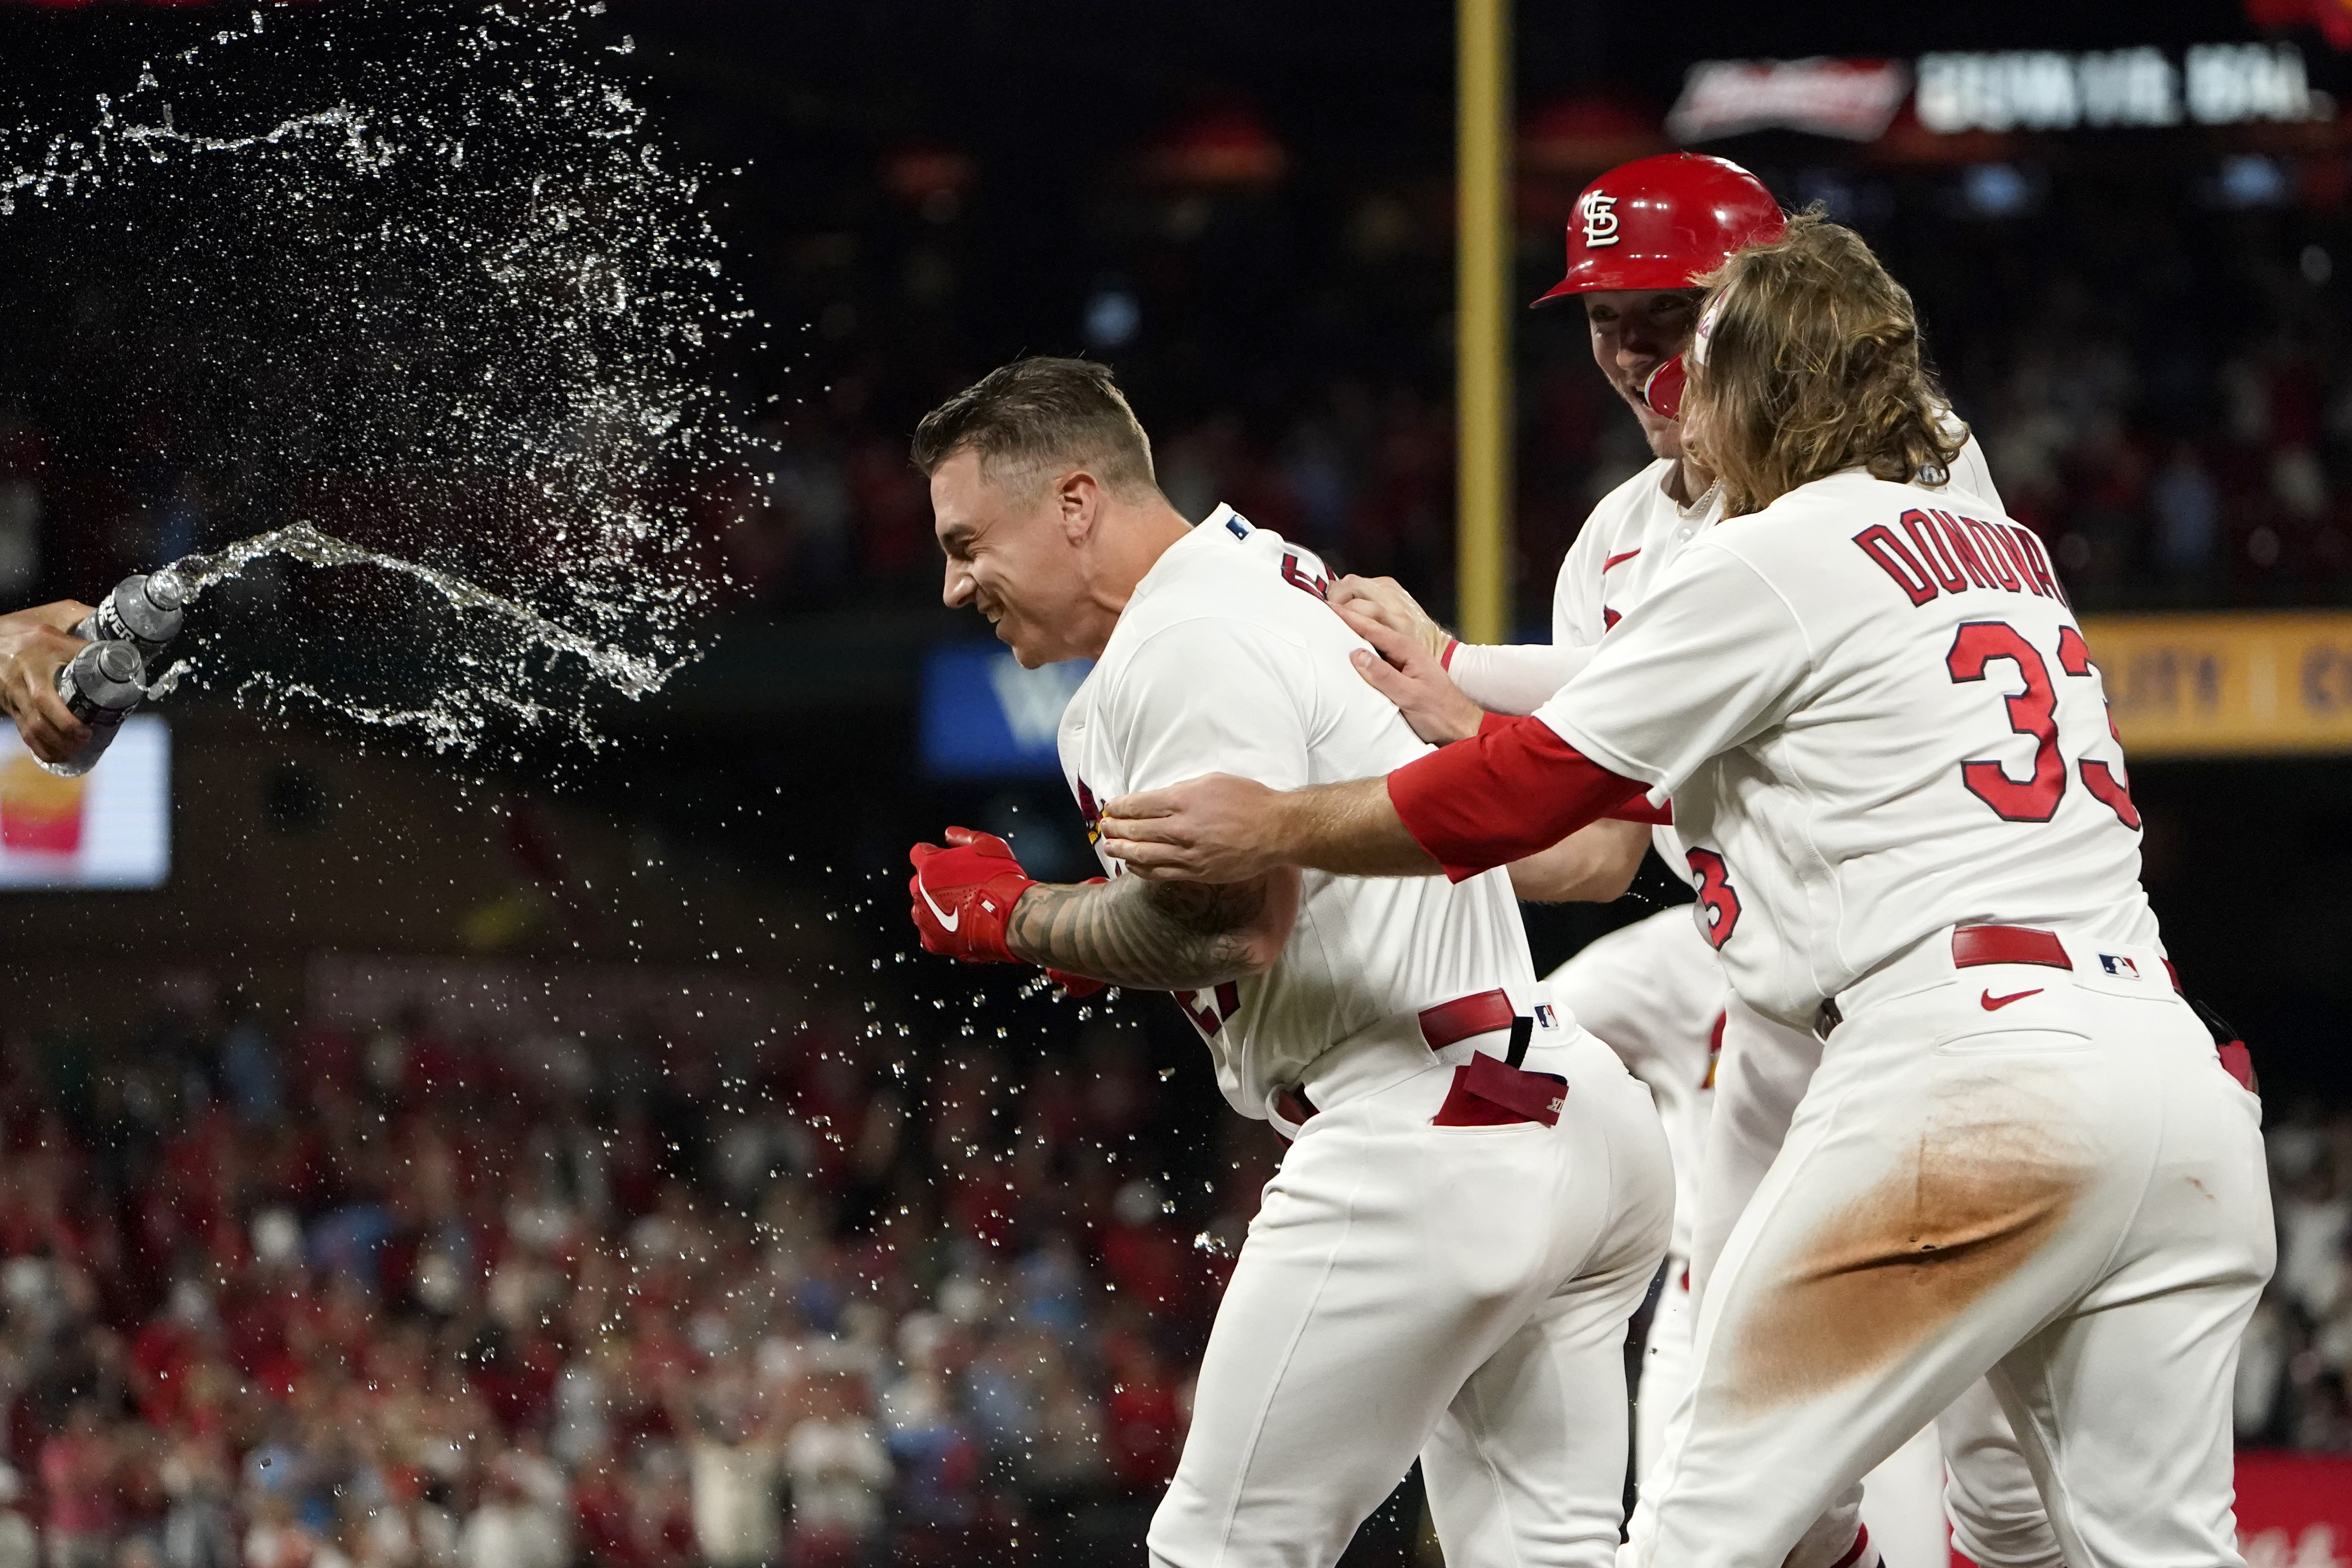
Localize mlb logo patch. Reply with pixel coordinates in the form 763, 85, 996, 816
1533, 1004, 1558, 1030
2099, 954, 2141, 980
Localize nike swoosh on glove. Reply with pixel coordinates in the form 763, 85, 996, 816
908, 826, 1036, 964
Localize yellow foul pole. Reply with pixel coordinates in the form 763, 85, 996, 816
1455, 0, 1512, 645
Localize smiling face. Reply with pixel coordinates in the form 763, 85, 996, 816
931, 448, 1099, 667
1582, 288, 1701, 459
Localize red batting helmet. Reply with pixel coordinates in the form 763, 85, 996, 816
1531, 152, 1786, 305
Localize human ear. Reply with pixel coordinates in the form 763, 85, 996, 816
1056, 470, 1101, 542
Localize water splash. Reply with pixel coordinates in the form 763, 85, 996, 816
170, 523, 674, 698
0, 0, 762, 755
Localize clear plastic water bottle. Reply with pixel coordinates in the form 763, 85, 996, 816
74, 572, 186, 661
47, 640, 146, 777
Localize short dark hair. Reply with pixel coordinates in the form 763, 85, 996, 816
910, 356, 1160, 499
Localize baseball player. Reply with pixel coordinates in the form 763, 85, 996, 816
901, 356, 1674, 1568
1335, 153, 2048, 1568
1095, 214, 2273, 1568
1550, 908, 1952, 1568
1542, 907, 1719, 1477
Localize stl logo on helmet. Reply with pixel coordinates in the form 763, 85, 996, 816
1581, 191, 1621, 248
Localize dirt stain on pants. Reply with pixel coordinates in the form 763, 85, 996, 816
1715, 1071, 2092, 1419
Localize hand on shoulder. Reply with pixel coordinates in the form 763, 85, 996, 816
1326, 575, 1451, 661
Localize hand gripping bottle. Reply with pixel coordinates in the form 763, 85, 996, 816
48, 640, 146, 777
74, 572, 186, 661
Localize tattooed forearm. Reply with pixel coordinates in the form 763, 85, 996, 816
1006, 873, 1284, 990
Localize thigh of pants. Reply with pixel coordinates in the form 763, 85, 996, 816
1664, 996, 2063, 1568
1150, 1047, 1671, 1568
1689, 997, 1819, 1299
1640, 985, 2272, 1568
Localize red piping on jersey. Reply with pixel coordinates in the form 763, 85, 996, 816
1389, 715, 1648, 882
1441, 638, 1460, 670
1602, 548, 1642, 571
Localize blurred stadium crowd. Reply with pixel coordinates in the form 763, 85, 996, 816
2242, 1101, 2352, 1450
0, 996, 1261, 1568
9, 155, 2352, 628
0, 990, 2334, 1568
718, 174, 2352, 622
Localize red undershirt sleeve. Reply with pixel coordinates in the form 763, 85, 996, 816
1388, 714, 1648, 882
1473, 682, 1669, 823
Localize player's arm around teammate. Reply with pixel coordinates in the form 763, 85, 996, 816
1103, 216, 2273, 1568
1327, 603, 1649, 902
1341, 155, 2043, 1568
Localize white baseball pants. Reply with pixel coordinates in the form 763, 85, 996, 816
1637, 1253, 1950, 1568
1148, 1034, 1673, 1568
1649, 993, 2065, 1568
1634, 1259, 1694, 1489
1631, 935, 2273, 1568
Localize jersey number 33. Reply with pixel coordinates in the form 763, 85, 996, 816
1947, 620, 2139, 829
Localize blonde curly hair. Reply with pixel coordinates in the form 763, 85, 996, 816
1683, 209, 1963, 518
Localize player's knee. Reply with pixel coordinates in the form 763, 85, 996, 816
1945, 1482, 2066, 1568
1143, 1481, 1223, 1568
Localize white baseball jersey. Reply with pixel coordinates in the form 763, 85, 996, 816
1077, 511, 1679, 1568
1447, 426, 1998, 720
1562, 438, 2054, 1568
1554, 427, 2000, 652
1544, 907, 1722, 1264
1058, 503, 1545, 1120
1534, 469, 2155, 1027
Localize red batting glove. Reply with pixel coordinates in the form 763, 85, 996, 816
908, 826, 1036, 964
